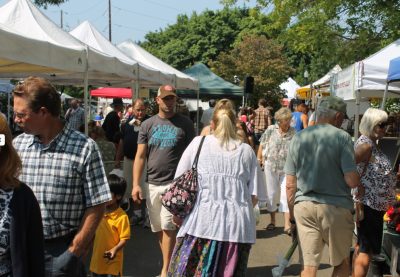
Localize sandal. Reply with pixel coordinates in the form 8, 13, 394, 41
284, 228, 291, 236
267, 223, 275, 231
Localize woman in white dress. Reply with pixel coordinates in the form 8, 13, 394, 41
167, 107, 266, 277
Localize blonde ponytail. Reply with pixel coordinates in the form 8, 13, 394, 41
212, 107, 241, 150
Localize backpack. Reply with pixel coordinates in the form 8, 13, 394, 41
246, 121, 254, 134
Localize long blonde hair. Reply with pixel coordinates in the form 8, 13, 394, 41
213, 99, 236, 116
0, 114, 22, 189
212, 107, 241, 150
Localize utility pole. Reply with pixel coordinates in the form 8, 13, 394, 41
61, 10, 63, 29
108, 0, 111, 42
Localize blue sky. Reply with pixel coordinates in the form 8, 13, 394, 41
0, 0, 258, 45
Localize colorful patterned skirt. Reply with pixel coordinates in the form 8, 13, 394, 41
167, 234, 251, 277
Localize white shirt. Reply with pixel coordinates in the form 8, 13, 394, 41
200, 108, 214, 126
175, 135, 267, 244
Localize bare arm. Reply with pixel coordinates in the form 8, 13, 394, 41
344, 171, 361, 189
114, 139, 124, 168
251, 195, 258, 208
257, 144, 263, 167
301, 114, 308, 129
68, 203, 106, 257
132, 144, 147, 203
106, 239, 129, 259
286, 174, 297, 242
248, 136, 255, 150
236, 129, 250, 145
247, 107, 256, 120
354, 142, 372, 164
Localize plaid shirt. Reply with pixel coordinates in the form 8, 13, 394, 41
67, 106, 85, 131
13, 123, 112, 239
254, 107, 272, 133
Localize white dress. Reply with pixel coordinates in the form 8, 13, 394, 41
175, 135, 267, 244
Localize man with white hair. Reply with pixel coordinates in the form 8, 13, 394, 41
285, 96, 361, 277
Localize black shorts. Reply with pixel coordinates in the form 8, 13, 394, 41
357, 205, 385, 254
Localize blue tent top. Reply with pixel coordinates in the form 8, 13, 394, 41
388, 56, 400, 82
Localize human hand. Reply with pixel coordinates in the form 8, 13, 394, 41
114, 160, 121, 169
290, 224, 297, 243
82, 248, 90, 262
354, 185, 365, 198
105, 248, 118, 260
131, 186, 142, 204
172, 216, 183, 228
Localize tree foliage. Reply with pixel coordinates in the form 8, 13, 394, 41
140, 7, 272, 71
34, 0, 68, 8
209, 34, 295, 111
221, 0, 400, 65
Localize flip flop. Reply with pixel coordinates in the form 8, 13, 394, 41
267, 223, 275, 231
284, 228, 292, 236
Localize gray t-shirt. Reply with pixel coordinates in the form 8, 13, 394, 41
284, 124, 357, 210
138, 113, 196, 185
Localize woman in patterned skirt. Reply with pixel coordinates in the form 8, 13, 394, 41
352, 108, 396, 277
167, 107, 267, 277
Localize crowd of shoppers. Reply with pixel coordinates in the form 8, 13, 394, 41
2, 75, 398, 277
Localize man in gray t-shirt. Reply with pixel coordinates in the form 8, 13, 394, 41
284, 96, 360, 277
132, 84, 195, 277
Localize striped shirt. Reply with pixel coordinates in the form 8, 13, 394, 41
13, 122, 112, 239
254, 107, 272, 133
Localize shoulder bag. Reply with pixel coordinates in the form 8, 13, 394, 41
162, 136, 206, 219
353, 149, 372, 227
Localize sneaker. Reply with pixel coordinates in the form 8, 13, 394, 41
143, 215, 151, 228
129, 214, 144, 226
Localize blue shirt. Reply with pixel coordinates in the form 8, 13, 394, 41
290, 112, 304, 132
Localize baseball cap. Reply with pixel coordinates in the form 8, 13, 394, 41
157, 84, 177, 99
319, 96, 349, 119
209, 99, 216, 107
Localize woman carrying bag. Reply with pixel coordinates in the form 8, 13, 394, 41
352, 108, 396, 277
167, 107, 266, 277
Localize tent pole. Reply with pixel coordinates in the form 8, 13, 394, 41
131, 81, 135, 106
354, 90, 361, 144
381, 81, 389, 110
89, 87, 92, 120
242, 96, 244, 108
136, 65, 140, 99
197, 89, 199, 136
7, 83, 10, 129
84, 71, 88, 136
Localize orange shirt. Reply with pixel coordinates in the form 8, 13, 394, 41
90, 207, 131, 276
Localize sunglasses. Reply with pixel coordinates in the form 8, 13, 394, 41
376, 122, 389, 129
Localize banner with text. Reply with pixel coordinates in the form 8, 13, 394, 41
331, 64, 356, 100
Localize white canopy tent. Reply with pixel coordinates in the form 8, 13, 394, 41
118, 39, 199, 90
279, 77, 300, 101
331, 38, 400, 139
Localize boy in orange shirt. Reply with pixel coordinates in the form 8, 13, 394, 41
87, 174, 131, 277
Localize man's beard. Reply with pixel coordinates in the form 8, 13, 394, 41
17, 122, 26, 129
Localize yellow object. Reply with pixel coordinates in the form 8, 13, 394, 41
296, 88, 330, 99
90, 207, 131, 276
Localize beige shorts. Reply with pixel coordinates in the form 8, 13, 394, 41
295, 201, 354, 267
123, 157, 147, 199
145, 183, 176, 233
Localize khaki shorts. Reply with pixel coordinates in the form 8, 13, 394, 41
145, 183, 176, 233
123, 157, 147, 199
295, 201, 354, 267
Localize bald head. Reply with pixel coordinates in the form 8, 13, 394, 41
133, 99, 146, 120
71, 100, 78, 109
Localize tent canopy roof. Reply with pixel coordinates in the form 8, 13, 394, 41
388, 56, 400, 83
118, 39, 199, 90
279, 77, 300, 100
174, 62, 243, 98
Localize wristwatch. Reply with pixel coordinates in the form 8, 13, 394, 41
290, 219, 296, 224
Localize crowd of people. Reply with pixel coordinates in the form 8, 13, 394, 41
0, 76, 396, 277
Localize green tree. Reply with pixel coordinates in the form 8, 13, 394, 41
34, 0, 68, 8
221, 0, 400, 65
209, 34, 295, 111
141, 7, 273, 71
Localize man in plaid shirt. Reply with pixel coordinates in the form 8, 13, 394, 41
65, 99, 85, 131
249, 98, 272, 154
12, 77, 112, 277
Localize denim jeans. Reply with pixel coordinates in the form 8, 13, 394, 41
44, 232, 86, 277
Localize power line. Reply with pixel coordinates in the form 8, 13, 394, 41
65, 0, 105, 16
113, 6, 174, 23
142, 0, 187, 13
113, 23, 148, 33
91, 8, 109, 23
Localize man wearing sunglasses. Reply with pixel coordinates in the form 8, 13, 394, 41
285, 96, 361, 277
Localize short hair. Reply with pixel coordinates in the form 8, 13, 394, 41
359, 108, 388, 137
275, 107, 293, 122
0, 114, 22, 189
107, 174, 127, 204
133, 98, 146, 108
295, 103, 309, 114
88, 120, 96, 129
259, 99, 267, 107
316, 106, 339, 120
12, 77, 61, 117
90, 126, 105, 137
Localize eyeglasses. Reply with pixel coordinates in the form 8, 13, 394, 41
279, 119, 291, 123
14, 110, 33, 119
376, 122, 389, 129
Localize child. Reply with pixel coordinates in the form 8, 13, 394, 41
88, 174, 131, 277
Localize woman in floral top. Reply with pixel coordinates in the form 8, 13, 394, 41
257, 107, 297, 234
352, 108, 396, 277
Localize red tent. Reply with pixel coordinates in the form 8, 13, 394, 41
91, 88, 133, 98
282, 99, 290, 106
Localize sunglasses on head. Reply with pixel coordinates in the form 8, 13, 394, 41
376, 122, 388, 129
